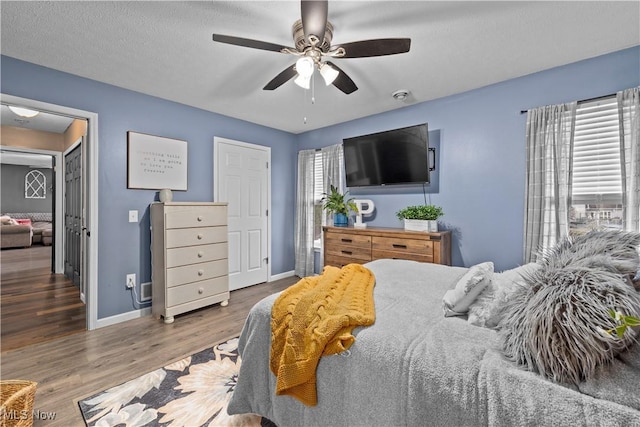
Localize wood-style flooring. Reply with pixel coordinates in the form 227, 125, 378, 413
1, 273, 297, 426
1, 245, 86, 352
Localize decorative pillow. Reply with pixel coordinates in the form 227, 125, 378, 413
0, 216, 17, 225
467, 263, 540, 328
442, 262, 493, 317
500, 265, 640, 384
539, 230, 640, 282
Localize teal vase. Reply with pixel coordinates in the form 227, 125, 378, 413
334, 213, 348, 227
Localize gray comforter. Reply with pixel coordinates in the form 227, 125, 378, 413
227, 259, 640, 426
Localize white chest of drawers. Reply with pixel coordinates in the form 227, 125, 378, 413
150, 202, 229, 323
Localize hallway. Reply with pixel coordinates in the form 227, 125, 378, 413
0, 245, 85, 352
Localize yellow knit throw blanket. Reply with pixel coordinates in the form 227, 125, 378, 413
270, 263, 376, 406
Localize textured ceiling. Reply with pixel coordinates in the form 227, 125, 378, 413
1, 1, 639, 134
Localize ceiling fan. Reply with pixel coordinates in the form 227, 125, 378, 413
212, 0, 411, 94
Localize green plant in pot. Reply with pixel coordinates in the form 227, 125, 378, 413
322, 185, 358, 227
396, 204, 444, 232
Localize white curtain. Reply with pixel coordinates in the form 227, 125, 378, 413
319, 144, 345, 268
523, 102, 577, 263
294, 149, 316, 277
618, 87, 640, 232
321, 143, 345, 227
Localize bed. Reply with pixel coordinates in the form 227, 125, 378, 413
227, 258, 640, 426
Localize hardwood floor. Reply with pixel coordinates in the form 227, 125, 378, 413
1, 245, 86, 352
1, 274, 297, 426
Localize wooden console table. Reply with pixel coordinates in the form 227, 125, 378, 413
323, 226, 451, 268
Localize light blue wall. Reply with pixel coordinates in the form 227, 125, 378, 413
298, 46, 640, 271
3, 46, 638, 318
1, 55, 297, 319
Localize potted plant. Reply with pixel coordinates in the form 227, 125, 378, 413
396, 204, 444, 232
322, 185, 358, 227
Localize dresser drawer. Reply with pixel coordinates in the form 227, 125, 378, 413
372, 236, 433, 256
371, 249, 433, 263
166, 226, 227, 248
166, 259, 228, 287
324, 254, 366, 268
166, 276, 228, 307
166, 242, 228, 268
325, 232, 371, 249
165, 208, 227, 229
325, 245, 371, 262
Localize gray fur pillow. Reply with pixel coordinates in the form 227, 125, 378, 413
501, 231, 640, 383
539, 230, 640, 285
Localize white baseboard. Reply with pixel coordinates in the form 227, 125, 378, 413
270, 270, 295, 281
95, 306, 152, 329
96, 272, 294, 328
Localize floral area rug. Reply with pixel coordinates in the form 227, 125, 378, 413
78, 337, 274, 427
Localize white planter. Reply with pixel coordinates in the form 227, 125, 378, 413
403, 219, 438, 232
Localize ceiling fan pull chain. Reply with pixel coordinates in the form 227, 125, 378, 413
303, 84, 308, 124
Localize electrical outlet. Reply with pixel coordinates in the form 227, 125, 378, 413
126, 273, 136, 289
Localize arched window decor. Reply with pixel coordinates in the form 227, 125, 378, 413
25, 170, 46, 199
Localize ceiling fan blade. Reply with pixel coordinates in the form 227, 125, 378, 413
263, 65, 298, 90
337, 38, 411, 58
212, 34, 290, 53
325, 62, 358, 94
301, 0, 328, 45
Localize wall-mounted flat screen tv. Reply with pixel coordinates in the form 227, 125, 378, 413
343, 123, 430, 187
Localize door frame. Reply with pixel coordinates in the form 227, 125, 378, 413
213, 136, 272, 282
1, 93, 100, 331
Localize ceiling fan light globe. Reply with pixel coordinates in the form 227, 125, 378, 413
294, 74, 311, 89
295, 57, 315, 78
319, 63, 339, 85
8, 106, 39, 118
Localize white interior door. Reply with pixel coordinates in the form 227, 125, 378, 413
214, 137, 270, 290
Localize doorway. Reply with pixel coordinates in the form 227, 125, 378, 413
213, 137, 271, 290
1, 93, 99, 332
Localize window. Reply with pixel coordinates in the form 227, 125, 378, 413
25, 170, 46, 199
309, 145, 345, 250
570, 97, 622, 235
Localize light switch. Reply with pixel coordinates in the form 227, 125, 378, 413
128, 210, 138, 223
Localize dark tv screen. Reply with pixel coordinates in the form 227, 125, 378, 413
343, 123, 429, 187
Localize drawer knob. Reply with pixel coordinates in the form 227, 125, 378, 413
197, 216, 203, 222
197, 251, 204, 258
198, 269, 204, 276
197, 234, 203, 240
198, 287, 204, 294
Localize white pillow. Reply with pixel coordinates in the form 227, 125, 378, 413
467, 262, 540, 328
442, 262, 494, 317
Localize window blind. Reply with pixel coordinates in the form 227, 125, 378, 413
572, 97, 622, 202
